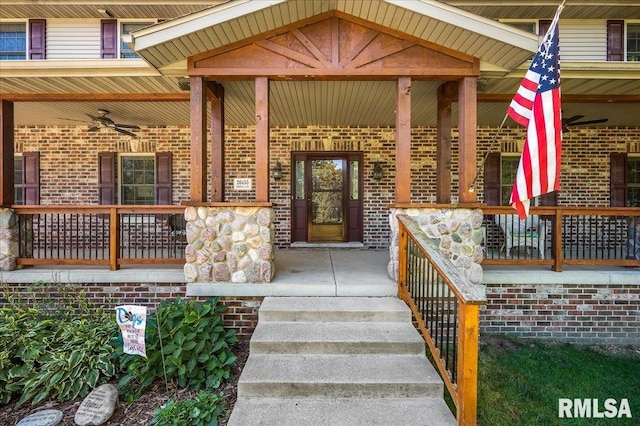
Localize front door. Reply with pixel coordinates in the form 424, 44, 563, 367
291, 152, 363, 243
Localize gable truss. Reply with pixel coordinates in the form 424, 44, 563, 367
188, 11, 479, 80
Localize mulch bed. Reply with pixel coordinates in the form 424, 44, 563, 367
0, 340, 249, 426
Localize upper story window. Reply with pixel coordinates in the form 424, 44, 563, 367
0, 22, 26, 60
120, 22, 151, 58
504, 21, 536, 34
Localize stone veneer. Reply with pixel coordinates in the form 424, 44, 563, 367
0, 209, 20, 271
388, 207, 484, 285
183, 205, 276, 283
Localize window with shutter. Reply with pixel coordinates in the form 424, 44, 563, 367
607, 20, 625, 61
28, 19, 45, 59
0, 22, 26, 60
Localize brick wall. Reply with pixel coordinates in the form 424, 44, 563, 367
14, 125, 640, 248
482, 283, 640, 344
1, 280, 261, 341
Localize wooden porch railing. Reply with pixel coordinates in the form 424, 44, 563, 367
482, 206, 640, 271
396, 214, 487, 426
13, 205, 187, 270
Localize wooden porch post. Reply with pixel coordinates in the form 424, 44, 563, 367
437, 83, 454, 204
395, 77, 412, 204
190, 76, 207, 202
255, 77, 270, 202
458, 76, 477, 203
209, 82, 225, 202
0, 100, 15, 207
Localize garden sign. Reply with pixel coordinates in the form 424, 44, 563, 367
115, 305, 147, 357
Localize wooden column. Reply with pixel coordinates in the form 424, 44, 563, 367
255, 77, 270, 202
209, 82, 225, 202
0, 100, 15, 207
437, 83, 454, 204
190, 76, 208, 202
458, 76, 477, 203
395, 77, 412, 203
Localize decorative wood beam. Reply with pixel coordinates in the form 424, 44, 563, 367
437, 83, 454, 204
0, 100, 15, 208
209, 82, 225, 202
458, 77, 477, 204
0, 93, 189, 102
478, 93, 640, 103
190, 77, 207, 202
395, 77, 412, 204
255, 77, 270, 203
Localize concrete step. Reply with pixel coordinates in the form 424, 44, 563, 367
250, 320, 426, 355
237, 353, 443, 398
258, 296, 411, 322
228, 397, 456, 426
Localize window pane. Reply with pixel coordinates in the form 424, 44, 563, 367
121, 22, 150, 58
0, 23, 26, 60
14, 157, 23, 205
500, 157, 519, 205
627, 24, 640, 62
350, 160, 358, 200
629, 157, 640, 207
295, 160, 305, 200
120, 155, 155, 205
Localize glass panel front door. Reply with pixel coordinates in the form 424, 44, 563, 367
308, 158, 346, 241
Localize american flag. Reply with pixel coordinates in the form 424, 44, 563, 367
507, 4, 564, 219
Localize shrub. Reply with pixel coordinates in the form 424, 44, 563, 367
0, 283, 118, 406
151, 391, 226, 426
115, 297, 237, 402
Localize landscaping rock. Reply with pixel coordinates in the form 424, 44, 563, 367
17, 409, 63, 426
74, 384, 118, 426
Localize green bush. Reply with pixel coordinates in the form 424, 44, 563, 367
152, 391, 226, 426
115, 297, 237, 402
0, 284, 118, 407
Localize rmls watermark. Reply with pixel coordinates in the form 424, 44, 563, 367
559, 398, 632, 419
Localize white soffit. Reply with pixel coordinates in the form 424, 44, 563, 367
129, 0, 538, 74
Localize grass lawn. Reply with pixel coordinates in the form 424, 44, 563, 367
477, 336, 640, 425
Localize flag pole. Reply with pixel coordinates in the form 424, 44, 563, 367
468, 112, 509, 192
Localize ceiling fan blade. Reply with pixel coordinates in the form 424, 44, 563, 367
114, 127, 137, 137
566, 118, 608, 126
85, 113, 100, 121
113, 123, 141, 130
87, 126, 100, 132
56, 117, 90, 124
562, 115, 584, 124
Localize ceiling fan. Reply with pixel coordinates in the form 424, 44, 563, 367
58, 109, 141, 137
562, 114, 608, 132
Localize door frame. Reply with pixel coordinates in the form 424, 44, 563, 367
291, 151, 363, 243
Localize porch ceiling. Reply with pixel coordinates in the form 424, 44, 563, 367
6, 79, 640, 128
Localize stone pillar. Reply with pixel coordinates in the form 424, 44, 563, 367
388, 207, 484, 285
0, 208, 19, 271
183, 205, 275, 283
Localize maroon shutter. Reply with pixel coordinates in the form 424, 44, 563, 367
155, 151, 172, 205
29, 19, 46, 59
484, 152, 501, 206
539, 191, 558, 206
538, 20, 552, 38
98, 152, 116, 204
22, 152, 40, 205
607, 20, 625, 61
610, 152, 627, 207
100, 19, 118, 59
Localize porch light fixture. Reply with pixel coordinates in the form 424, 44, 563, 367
372, 162, 383, 181
272, 161, 283, 181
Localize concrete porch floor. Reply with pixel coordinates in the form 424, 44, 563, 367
0, 249, 398, 297
2, 249, 638, 296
